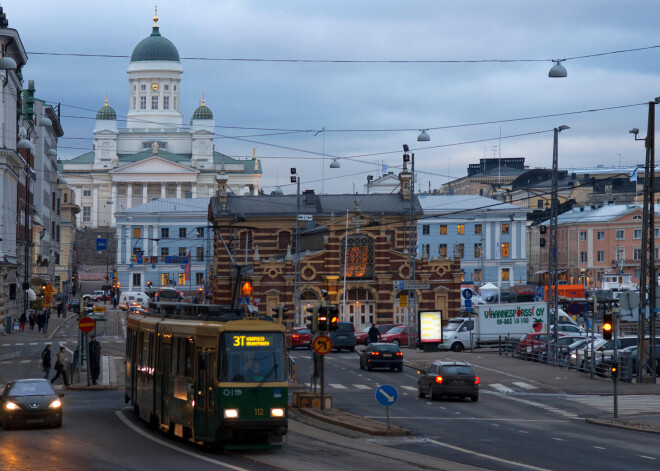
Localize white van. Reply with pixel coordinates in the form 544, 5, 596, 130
119, 291, 150, 311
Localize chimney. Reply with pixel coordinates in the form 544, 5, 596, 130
303, 189, 315, 205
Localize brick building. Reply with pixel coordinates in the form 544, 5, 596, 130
208, 174, 462, 332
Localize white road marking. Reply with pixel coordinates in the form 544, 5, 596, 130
20, 360, 31, 364
1, 344, 9, 347
490, 383, 514, 393
512, 381, 537, 390
114, 411, 249, 470
354, 384, 371, 389
552, 437, 565, 441
639, 456, 656, 460
15, 343, 23, 346
400, 385, 417, 391
29, 343, 38, 346
329, 383, 347, 389
490, 392, 580, 419
593, 446, 606, 450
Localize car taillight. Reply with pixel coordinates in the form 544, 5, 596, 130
370, 352, 380, 356
474, 376, 480, 385
292, 335, 299, 339
435, 376, 443, 384
395, 352, 403, 357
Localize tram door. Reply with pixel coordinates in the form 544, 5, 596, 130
159, 340, 171, 426
194, 348, 210, 439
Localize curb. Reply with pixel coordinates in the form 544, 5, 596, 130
585, 417, 660, 435
298, 407, 409, 436
66, 356, 119, 391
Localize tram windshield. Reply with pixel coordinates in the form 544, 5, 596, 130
219, 332, 286, 383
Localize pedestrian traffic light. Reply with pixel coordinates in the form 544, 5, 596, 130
317, 306, 328, 331
539, 237, 546, 247
328, 306, 339, 331
602, 311, 613, 340
610, 364, 618, 378
306, 305, 318, 331
147, 281, 152, 288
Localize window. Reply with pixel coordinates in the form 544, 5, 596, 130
179, 227, 186, 238
52, 192, 56, 210
656, 228, 659, 238
151, 95, 158, 110
597, 231, 605, 240
422, 224, 430, 235
161, 228, 169, 238
132, 273, 141, 286
422, 244, 430, 258
634, 229, 642, 239
580, 231, 587, 241
502, 224, 509, 234
197, 227, 205, 238
474, 269, 482, 282
141, 84, 146, 91
501, 242, 510, 258
133, 227, 141, 238
616, 230, 624, 240
196, 247, 204, 262
457, 224, 465, 235
164, 84, 169, 91
580, 252, 587, 263
160, 247, 169, 257
597, 251, 605, 262
501, 268, 510, 281
195, 273, 204, 284
179, 247, 187, 257
439, 244, 447, 258
83, 189, 91, 197
537, 200, 544, 209
161, 273, 169, 286
616, 247, 625, 261
474, 243, 482, 258
174, 85, 177, 91
63, 193, 68, 203
455, 243, 464, 258
140, 96, 146, 110
173, 97, 177, 110
474, 224, 482, 234
178, 273, 186, 286
341, 234, 374, 279
439, 225, 447, 235
83, 206, 91, 223
633, 247, 642, 261
163, 96, 169, 110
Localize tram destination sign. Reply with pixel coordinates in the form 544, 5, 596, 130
392, 281, 430, 290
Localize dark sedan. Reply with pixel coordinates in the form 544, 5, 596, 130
359, 343, 403, 371
417, 361, 479, 402
0, 379, 63, 429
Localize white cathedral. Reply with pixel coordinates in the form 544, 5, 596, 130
60, 11, 262, 228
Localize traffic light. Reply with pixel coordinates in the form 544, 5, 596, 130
271, 304, 289, 323
147, 281, 152, 288
539, 237, 546, 247
317, 306, 328, 331
602, 311, 613, 341
306, 305, 318, 331
328, 306, 339, 331
610, 363, 618, 378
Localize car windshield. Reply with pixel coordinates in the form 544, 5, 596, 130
9, 381, 55, 396
360, 326, 371, 333
374, 344, 400, 353
387, 326, 405, 334
442, 365, 474, 375
444, 321, 463, 332
219, 332, 286, 383
569, 339, 588, 349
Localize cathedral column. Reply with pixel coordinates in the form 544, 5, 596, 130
127, 182, 133, 209
142, 183, 148, 205
124, 224, 131, 265
92, 185, 99, 227
191, 184, 196, 198
111, 183, 117, 227
74, 186, 82, 227
161, 182, 166, 199
176, 182, 182, 199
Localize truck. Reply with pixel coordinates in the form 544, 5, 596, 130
440, 302, 579, 352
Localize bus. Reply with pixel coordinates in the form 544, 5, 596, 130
125, 306, 288, 449
155, 287, 183, 302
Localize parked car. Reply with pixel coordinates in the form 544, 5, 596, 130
380, 325, 416, 346
288, 327, 312, 349
355, 324, 403, 345
417, 361, 479, 402
82, 290, 106, 301
92, 291, 111, 302
485, 291, 517, 303
534, 335, 587, 363
595, 344, 660, 377
329, 322, 356, 352
583, 336, 660, 373
67, 298, 93, 314
359, 343, 403, 371
569, 338, 609, 370
0, 379, 63, 429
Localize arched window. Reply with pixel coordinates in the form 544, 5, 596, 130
341, 234, 374, 279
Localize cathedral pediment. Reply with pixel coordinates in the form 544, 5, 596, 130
110, 155, 199, 175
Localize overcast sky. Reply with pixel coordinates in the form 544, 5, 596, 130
8, 0, 660, 194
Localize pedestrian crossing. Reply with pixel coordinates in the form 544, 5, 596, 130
565, 395, 660, 414
297, 380, 539, 394
303, 383, 419, 392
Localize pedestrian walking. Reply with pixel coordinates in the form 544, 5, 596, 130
51, 347, 69, 388
112, 295, 118, 310
57, 302, 63, 318
28, 310, 36, 331
37, 311, 45, 332
19, 312, 26, 332
88, 335, 101, 385
41, 344, 52, 380
43, 309, 50, 334
368, 323, 382, 344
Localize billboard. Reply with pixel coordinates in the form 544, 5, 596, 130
419, 310, 443, 343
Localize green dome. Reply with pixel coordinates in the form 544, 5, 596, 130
191, 102, 214, 121
96, 99, 117, 120
130, 26, 180, 62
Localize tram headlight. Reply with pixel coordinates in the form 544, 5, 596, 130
224, 409, 239, 419
270, 408, 285, 418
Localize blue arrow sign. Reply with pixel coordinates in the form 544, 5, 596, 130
375, 384, 398, 407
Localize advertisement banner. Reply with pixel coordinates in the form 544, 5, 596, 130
419, 310, 442, 343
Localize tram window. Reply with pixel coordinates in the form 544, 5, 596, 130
138, 332, 145, 368
148, 333, 155, 368
218, 332, 286, 383
126, 330, 132, 357
185, 339, 194, 378
142, 334, 150, 370
171, 338, 179, 375
178, 339, 186, 375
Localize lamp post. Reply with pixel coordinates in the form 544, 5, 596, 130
106, 199, 113, 305
290, 168, 301, 326
547, 125, 569, 352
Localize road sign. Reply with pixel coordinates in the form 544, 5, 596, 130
392, 281, 430, 290
78, 316, 95, 333
96, 238, 107, 251
93, 306, 106, 314
567, 302, 583, 315
238, 297, 250, 305
44, 283, 54, 295
312, 335, 333, 355
43, 295, 52, 308
464, 299, 472, 309
399, 294, 407, 307
462, 288, 473, 300
297, 214, 313, 221
375, 384, 399, 407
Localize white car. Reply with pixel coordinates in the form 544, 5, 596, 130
82, 290, 105, 301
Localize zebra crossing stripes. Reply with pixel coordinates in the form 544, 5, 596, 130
329, 384, 347, 389
400, 385, 417, 391
490, 383, 515, 393
512, 381, 537, 390
565, 395, 660, 414
354, 384, 371, 389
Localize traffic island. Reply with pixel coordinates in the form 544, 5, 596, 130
292, 391, 332, 409
298, 407, 409, 436
585, 417, 660, 435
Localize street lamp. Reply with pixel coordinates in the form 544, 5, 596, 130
549, 60, 568, 78
548, 125, 569, 351
106, 199, 114, 305
290, 168, 301, 326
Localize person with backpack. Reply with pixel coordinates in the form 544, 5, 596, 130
28, 310, 36, 331
41, 344, 52, 380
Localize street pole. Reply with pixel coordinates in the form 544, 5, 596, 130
404, 146, 416, 348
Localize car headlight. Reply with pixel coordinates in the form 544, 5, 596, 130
270, 408, 285, 418
4, 401, 19, 410
224, 409, 239, 419
49, 399, 62, 409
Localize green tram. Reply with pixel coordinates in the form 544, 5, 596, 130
125, 305, 288, 449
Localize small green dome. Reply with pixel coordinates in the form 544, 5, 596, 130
191, 100, 214, 121
130, 26, 180, 62
96, 97, 116, 120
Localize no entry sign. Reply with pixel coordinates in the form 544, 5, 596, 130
78, 316, 95, 333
